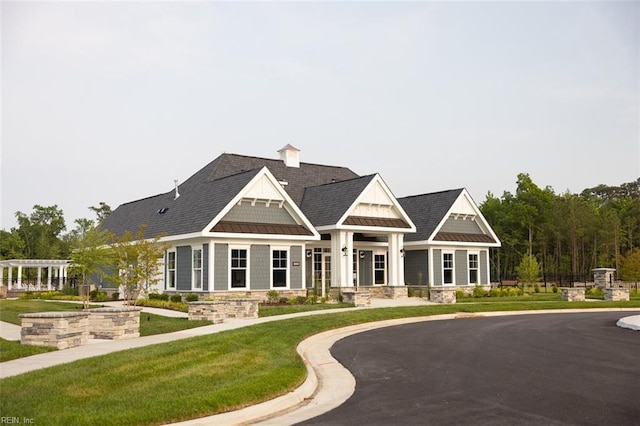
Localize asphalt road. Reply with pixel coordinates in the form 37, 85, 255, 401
299, 311, 640, 426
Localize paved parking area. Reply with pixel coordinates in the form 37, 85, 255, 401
301, 312, 640, 426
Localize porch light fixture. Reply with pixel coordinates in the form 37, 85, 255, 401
342, 246, 348, 256
400, 248, 405, 257
306, 249, 312, 258
359, 251, 366, 259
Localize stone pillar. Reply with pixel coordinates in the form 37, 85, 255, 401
430, 287, 457, 304
20, 312, 90, 349
561, 288, 585, 302
605, 288, 629, 301
592, 268, 616, 288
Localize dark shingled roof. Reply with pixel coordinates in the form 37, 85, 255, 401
102, 153, 359, 238
435, 232, 496, 244
398, 189, 464, 242
300, 175, 377, 227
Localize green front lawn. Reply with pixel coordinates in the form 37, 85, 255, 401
0, 300, 92, 325
1, 300, 638, 425
0, 338, 57, 362
259, 302, 355, 317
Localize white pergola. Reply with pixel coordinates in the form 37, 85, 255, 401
0, 259, 71, 291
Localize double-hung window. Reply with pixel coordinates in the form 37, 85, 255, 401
443, 252, 454, 284
231, 248, 248, 288
192, 248, 202, 289
272, 249, 288, 288
468, 253, 479, 284
167, 251, 176, 289
374, 254, 386, 285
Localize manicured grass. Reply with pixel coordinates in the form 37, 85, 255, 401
0, 338, 57, 362
139, 313, 211, 336
1, 300, 638, 425
259, 302, 355, 317
0, 300, 93, 325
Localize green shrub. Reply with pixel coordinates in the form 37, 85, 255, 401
170, 294, 182, 303
185, 293, 199, 302
489, 288, 500, 298
534, 284, 541, 293
306, 294, 318, 304
552, 285, 558, 293
455, 290, 465, 299
149, 293, 169, 301
266, 290, 280, 304
279, 297, 289, 305
473, 285, 488, 298
111, 292, 120, 300
61, 285, 78, 296
586, 287, 604, 298
289, 296, 307, 305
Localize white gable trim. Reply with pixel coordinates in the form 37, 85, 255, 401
201, 167, 320, 240
427, 189, 501, 246
335, 174, 416, 233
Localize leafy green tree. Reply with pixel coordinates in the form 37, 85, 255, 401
619, 248, 640, 285
14, 205, 67, 259
516, 254, 541, 285
109, 225, 168, 305
0, 229, 25, 260
89, 202, 112, 225
69, 226, 111, 308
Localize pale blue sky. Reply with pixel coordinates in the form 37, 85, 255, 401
2, 0, 638, 231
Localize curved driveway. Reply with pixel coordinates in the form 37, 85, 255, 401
300, 312, 640, 426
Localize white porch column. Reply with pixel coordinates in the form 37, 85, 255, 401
8, 267, 13, 290
37, 267, 42, 289
59, 265, 65, 288
17, 266, 23, 288
0, 266, 3, 288
208, 244, 215, 294
331, 231, 354, 288
47, 266, 53, 290
388, 233, 405, 286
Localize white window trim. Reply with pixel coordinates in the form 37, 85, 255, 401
192, 246, 203, 291
442, 251, 455, 286
468, 251, 479, 286
229, 245, 250, 290
270, 246, 290, 290
166, 250, 176, 289
373, 251, 387, 286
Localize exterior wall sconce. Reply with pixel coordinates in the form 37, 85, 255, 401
400, 248, 405, 257
306, 249, 312, 258
342, 246, 348, 256
359, 251, 366, 259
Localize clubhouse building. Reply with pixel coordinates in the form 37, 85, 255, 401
101, 145, 501, 298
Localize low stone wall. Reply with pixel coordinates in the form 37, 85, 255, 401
561, 288, 585, 302
20, 311, 89, 349
188, 301, 228, 323
225, 298, 260, 319
605, 288, 629, 301
87, 307, 142, 340
365, 286, 408, 299
341, 289, 371, 307
201, 290, 307, 302
430, 287, 457, 304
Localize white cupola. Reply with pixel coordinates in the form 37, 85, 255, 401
278, 144, 300, 168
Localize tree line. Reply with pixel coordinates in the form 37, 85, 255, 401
480, 174, 640, 284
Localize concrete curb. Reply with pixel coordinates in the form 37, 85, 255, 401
616, 314, 640, 330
